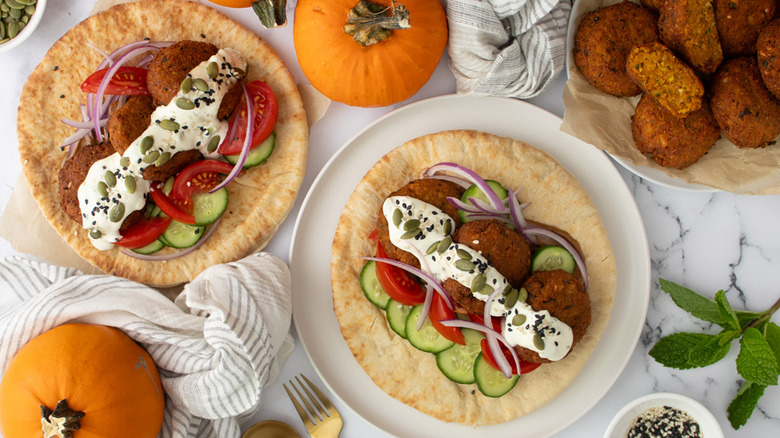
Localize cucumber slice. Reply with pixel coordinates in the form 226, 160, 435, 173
360, 260, 390, 309
532, 246, 576, 274
131, 239, 165, 255
386, 299, 413, 338
192, 187, 228, 226
458, 180, 509, 223
162, 220, 206, 248
436, 329, 485, 384
224, 132, 275, 169
405, 305, 455, 353
474, 353, 519, 397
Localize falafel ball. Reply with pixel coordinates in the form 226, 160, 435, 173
757, 18, 780, 99
710, 57, 780, 148
631, 93, 721, 169
106, 95, 155, 155
146, 40, 241, 119
659, 0, 723, 74
640, 0, 666, 12
141, 149, 203, 182
514, 269, 591, 364
713, 0, 775, 57
58, 142, 142, 231
573, 1, 660, 97
376, 178, 464, 268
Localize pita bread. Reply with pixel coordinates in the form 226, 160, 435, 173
330, 130, 616, 425
17, 0, 308, 286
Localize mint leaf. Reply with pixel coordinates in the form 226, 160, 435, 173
727, 381, 766, 429
659, 279, 726, 326
715, 290, 740, 330
650, 332, 713, 369
736, 328, 779, 386
765, 322, 780, 363
688, 331, 732, 367
736, 310, 763, 328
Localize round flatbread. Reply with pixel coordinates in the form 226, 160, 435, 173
331, 130, 616, 425
18, 0, 308, 286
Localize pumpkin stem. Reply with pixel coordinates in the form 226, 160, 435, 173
40, 399, 84, 438
343, 0, 411, 47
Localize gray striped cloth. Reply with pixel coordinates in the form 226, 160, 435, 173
447, 0, 572, 99
0, 253, 293, 438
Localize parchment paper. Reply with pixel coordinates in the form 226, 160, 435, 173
560, 0, 780, 195
0, 0, 328, 273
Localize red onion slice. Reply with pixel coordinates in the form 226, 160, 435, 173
422, 163, 504, 209
362, 256, 454, 309
423, 173, 472, 190
521, 225, 588, 289
120, 217, 221, 261
416, 283, 435, 331
460, 214, 514, 225
439, 318, 521, 378
210, 80, 252, 193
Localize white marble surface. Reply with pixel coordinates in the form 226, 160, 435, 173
0, 1, 778, 437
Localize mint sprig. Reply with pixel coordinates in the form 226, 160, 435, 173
649, 279, 780, 429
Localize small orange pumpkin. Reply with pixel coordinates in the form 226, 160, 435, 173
293, 0, 448, 107
0, 323, 165, 438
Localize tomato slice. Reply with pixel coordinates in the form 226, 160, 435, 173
115, 216, 172, 249
480, 339, 541, 375
80, 66, 150, 95
171, 160, 236, 201
429, 293, 465, 345
468, 312, 503, 333
217, 81, 278, 155
368, 230, 426, 306
149, 183, 196, 224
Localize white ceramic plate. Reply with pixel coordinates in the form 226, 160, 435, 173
289, 95, 651, 438
604, 392, 724, 438
564, 0, 716, 192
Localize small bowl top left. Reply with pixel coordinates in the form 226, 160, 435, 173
0, 0, 47, 54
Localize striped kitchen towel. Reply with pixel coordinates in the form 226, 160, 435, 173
447, 0, 572, 99
0, 252, 294, 438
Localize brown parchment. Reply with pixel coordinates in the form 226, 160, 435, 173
560, 0, 780, 195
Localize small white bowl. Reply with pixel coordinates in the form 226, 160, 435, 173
0, 0, 47, 54
604, 392, 724, 438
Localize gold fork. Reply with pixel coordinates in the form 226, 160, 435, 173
284, 373, 343, 438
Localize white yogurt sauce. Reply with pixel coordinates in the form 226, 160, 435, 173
77, 48, 247, 249
382, 195, 574, 361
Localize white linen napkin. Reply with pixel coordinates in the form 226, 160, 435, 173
446, 0, 572, 99
0, 252, 294, 438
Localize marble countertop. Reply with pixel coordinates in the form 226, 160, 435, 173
0, 1, 778, 437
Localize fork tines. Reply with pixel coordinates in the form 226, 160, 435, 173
283, 373, 338, 428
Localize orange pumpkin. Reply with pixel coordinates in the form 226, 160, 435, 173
0, 323, 165, 438
293, 0, 448, 107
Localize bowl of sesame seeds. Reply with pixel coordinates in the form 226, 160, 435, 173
604, 392, 723, 438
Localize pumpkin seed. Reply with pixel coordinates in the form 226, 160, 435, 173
104, 171, 116, 187
0, 4, 8, 12
24, 5, 34, 15
0, 37, 8, 44
193, 78, 209, 92
7, 20, 17, 38
504, 288, 519, 309
0, 22, 5, 39
21, 14, 28, 23
426, 241, 439, 255
454, 259, 475, 272
9, 7, 20, 19
533, 334, 545, 351
119, 156, 130, 168
16, 0, 36, 5
479, 284, 494, 295
140, 135, 154, 154
109, 203, 125, 223
159, 119, 179, 131
180, 76, 193, 93
403, 219, 420, 232
443, 219, 453, 235
400, 229, 420, 240
437, 236, 451, 253
89, 229, 102, 239
470, 274, 486, 293
517, 287, 528, 303
512, 314, 527, 326
97, 181, 108, 198
456, 248, 471, 260
207, 61, 218, 79
502, 284, 513, 296
142, 150, 160, 163
175, 97, 195, 110
5, 0, 24, 10
124, 175, 136, 194
392, 208, 402, 227
155, 152, 171, 167
207, 135, 221, 153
